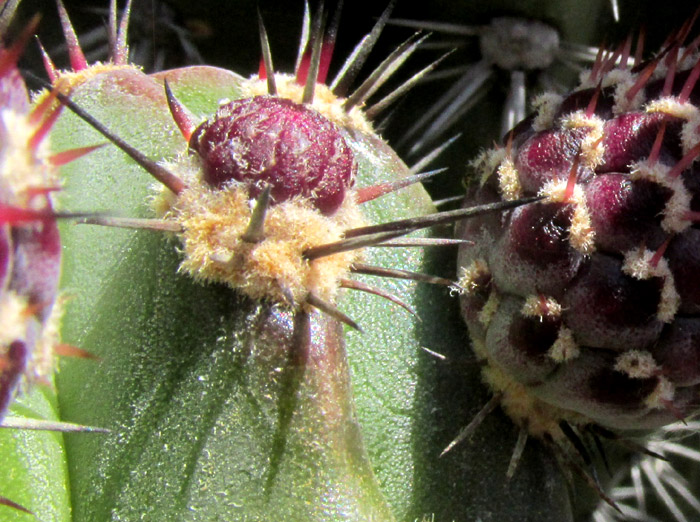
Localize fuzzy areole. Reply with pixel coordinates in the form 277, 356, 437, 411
156, 89, 369, 308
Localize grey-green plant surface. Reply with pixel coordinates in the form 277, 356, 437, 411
3, 0, 700, 521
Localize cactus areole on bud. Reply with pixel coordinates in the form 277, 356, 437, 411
189, 96, 356, 215
161, 92, 366, 308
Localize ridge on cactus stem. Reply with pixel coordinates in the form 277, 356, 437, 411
453, 9, 700, 516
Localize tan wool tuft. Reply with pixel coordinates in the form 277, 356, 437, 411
646, 97, 700, 121
456, 258, 490, 295
0, 292, 29, 347
606, 68, 644, 114
469, 148, 506, 186
531, 92, 564, 131
547, 327, 579, 363
644, 377, 675, 410
560, 111, 605, 169
681, 118, 700, 156
630, 160, 692, 234
622, 247, 680, 323
481, 362, 586, 439
540, 180, 596, 254
521, 295, 562, 319
497, 157, 522, 200
614, 350, 659, 379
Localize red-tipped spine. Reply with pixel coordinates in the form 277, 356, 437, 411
164, 80, 196, 142
49, 144, 105, 167
35, 38, 58, 83
56, 0, 88, 71
28, 105, 63, 152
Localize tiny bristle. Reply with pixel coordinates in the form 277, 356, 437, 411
406, 61, 491, 155
669, 141, 700, 179
49, 144, 105, 167
585, 84, 601, 119
0, 0, 21, 36
108, 0, 118, 57
679, 58, 700, 103
639, 459, 686, 521
547, 436, 623, 514
589, 42, 607, 83
590, 425, 669, 461
648, 119, 667, 166
559, 420, 594, 467
409, 134, 461, 174
0, 204, 49, 225
610, 0, 620, 21
633, 26, 646, 66
619, 33, 633, 69
625, 58, 659, 102
318, 0, 343, 84
0, 206, 101, 224
29, 104, 64, 151
28, 87, 58, 125
563, 153, 581, 203
432, 195, 464, 208
294, 1, 311, 73
590, 432, 612, 477
681, 33, 700, 63
662, 45, 680, 97
371, 237, 473, 248
650, 236, 672, 269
